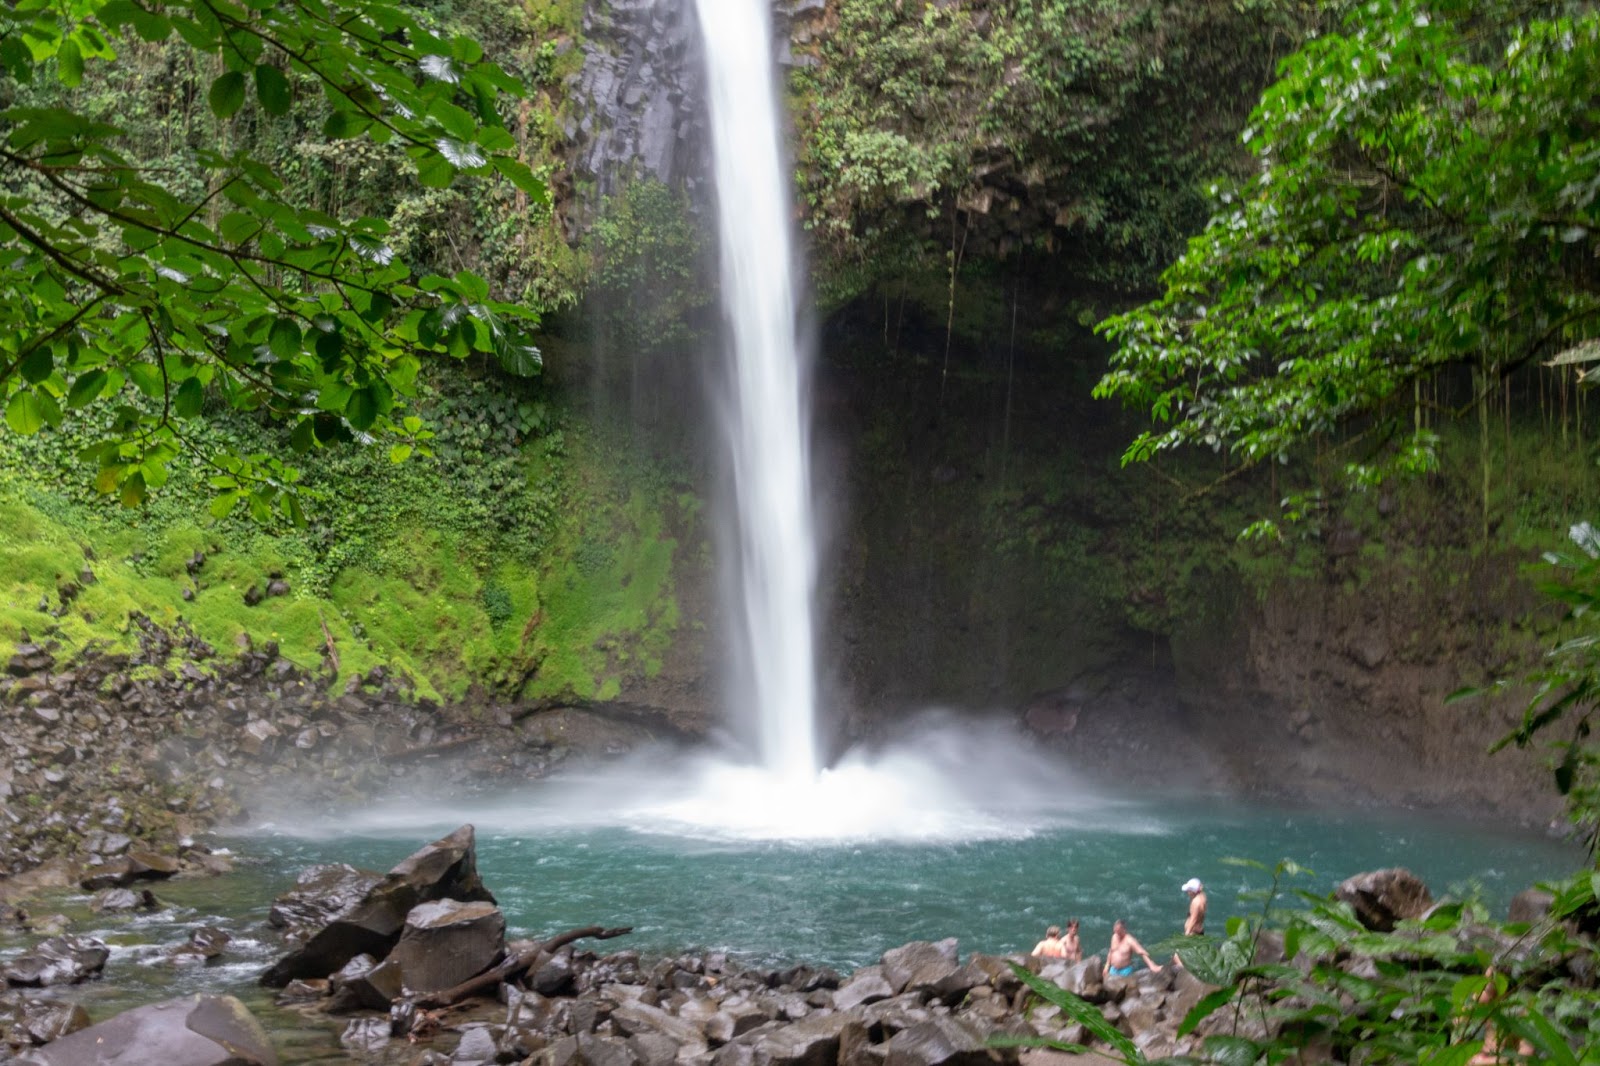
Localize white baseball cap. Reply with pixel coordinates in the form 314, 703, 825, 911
1181, 878, 1203, 893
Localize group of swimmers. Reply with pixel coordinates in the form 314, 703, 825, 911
1030, 878, 1207, 978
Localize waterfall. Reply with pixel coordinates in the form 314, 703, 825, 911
694, 0, 819, 780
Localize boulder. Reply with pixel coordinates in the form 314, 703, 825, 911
0, 992, 91, 1049
259, 825, 495, 986
384, 899, 505, 993
611, 1001, 709, 1052
578, 1033, 639, 1066
1335, 868, 1434, 932
12, 994, 275, 1065
883, 1017, 995, 1066
452, 1025, 499, 1064
167, 927, 230, 966
340, 1016, 391, 1053
1056, 959, 1103, 1002
707, 1002, 773, 1044
744, 1011, 854, 1066
833, 967, 896, 1011
629, 1031, 683, 1066
1508, 888, 1555, 925
2, 936, 110, 987
267, 863, 384, 940
531, 948, 577, 995
882, 940, 960, 995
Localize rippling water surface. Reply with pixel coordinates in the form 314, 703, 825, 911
1, 780, 1579, 1063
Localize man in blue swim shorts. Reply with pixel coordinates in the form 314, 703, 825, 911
1103, 918, 1162, 977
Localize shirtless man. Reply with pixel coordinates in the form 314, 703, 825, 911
1031, 925, 1068, 958
1103, 919, 1162, 977
1061, 918, 1082, 963
1182, 878, 1207, 936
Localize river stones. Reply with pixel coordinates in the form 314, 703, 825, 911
259, 824, 495, 986
833, 967, 895, 1011
384, 898, 506, 993
1335, 868, 1434, 932
1, 935, 109, 987
883, 1016, 993, 1066
11, 993, 275, 1066
882, 939, 960, 995
267, 862, 385, 941
0, 992, 91, 1051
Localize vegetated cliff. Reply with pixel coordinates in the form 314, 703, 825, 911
810, 307, 1586, 828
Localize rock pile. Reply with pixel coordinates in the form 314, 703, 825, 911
0, 617, 661, 888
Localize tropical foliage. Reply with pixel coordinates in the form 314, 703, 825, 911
0, 0, 548, 519
1096, 0, 1600, 502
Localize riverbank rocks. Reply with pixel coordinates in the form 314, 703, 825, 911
260, 824, 497, 987
10, 993, 276, 1066
0, 992, 90, 1051
1335, 868, 1434, 932
385, 899, 506, 993
1, 935, 109, 987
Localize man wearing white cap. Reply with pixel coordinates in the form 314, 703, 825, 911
1182, 878, 1207, 936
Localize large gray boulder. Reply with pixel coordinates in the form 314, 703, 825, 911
2, 935, 110, 987
882, 940, 960, 995
0, 992, 91, 1050
267, 863, 385, 941
745, 1011, 854, 1066
833, 967, 895, 1011
12, 994, 275, 1065
384, 899, 505, 993
259, 824, 495, 986
883, 1017, 996, 1066
1335, 868, 1433, 932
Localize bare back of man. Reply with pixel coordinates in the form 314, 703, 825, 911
1031, 926, 1067, 958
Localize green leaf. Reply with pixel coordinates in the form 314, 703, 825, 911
268, 317, 302, 359
389, 443, 412, 463
5, 391, 46, 435
208, 70, 247, 119
118, 470, 146, 508
19, 346, 53, 384
1177, 986, 1237, 1038
323, 109, 371, 139
66, 369, 108, 409
1202, 1035, 1261, 1066
1008, 964, 1143, 1064
173, 376, 204, 418
127, 361, 164, 398
492, 156, 549, 204
254, 63, 291, 116
209, 491, 241, 519
55, 38, 84, 87
345, 386, 379, 430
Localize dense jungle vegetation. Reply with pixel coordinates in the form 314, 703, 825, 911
4, 0, 1600, 1058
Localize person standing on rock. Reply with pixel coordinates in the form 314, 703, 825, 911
1103, 919, 1162, 977
1182, 878, 1207, 936
1031, 925, 1068, 958
1061, 918, 1082, 962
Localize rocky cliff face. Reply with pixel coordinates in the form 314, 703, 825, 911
566, 0, 830, 213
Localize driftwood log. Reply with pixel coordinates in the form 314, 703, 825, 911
410, 924, 633, 1009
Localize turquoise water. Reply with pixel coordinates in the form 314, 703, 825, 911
0, 787, 1579, 1063
231, 796, 1580, 973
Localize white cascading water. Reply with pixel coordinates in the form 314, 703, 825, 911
252, 0, 1119, 845
694, 0, 819, 782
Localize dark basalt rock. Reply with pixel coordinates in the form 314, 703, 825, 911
0, 991, 91, 1051
1335, 868, 1434, 933
883, 1017, 995, 1066
383, 898, 505, 994
882, 939, 960, 996
267, 863, 385, 942
1, 935, 110, 987
259, 824, 495, 987
10, 993, 274, 1066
